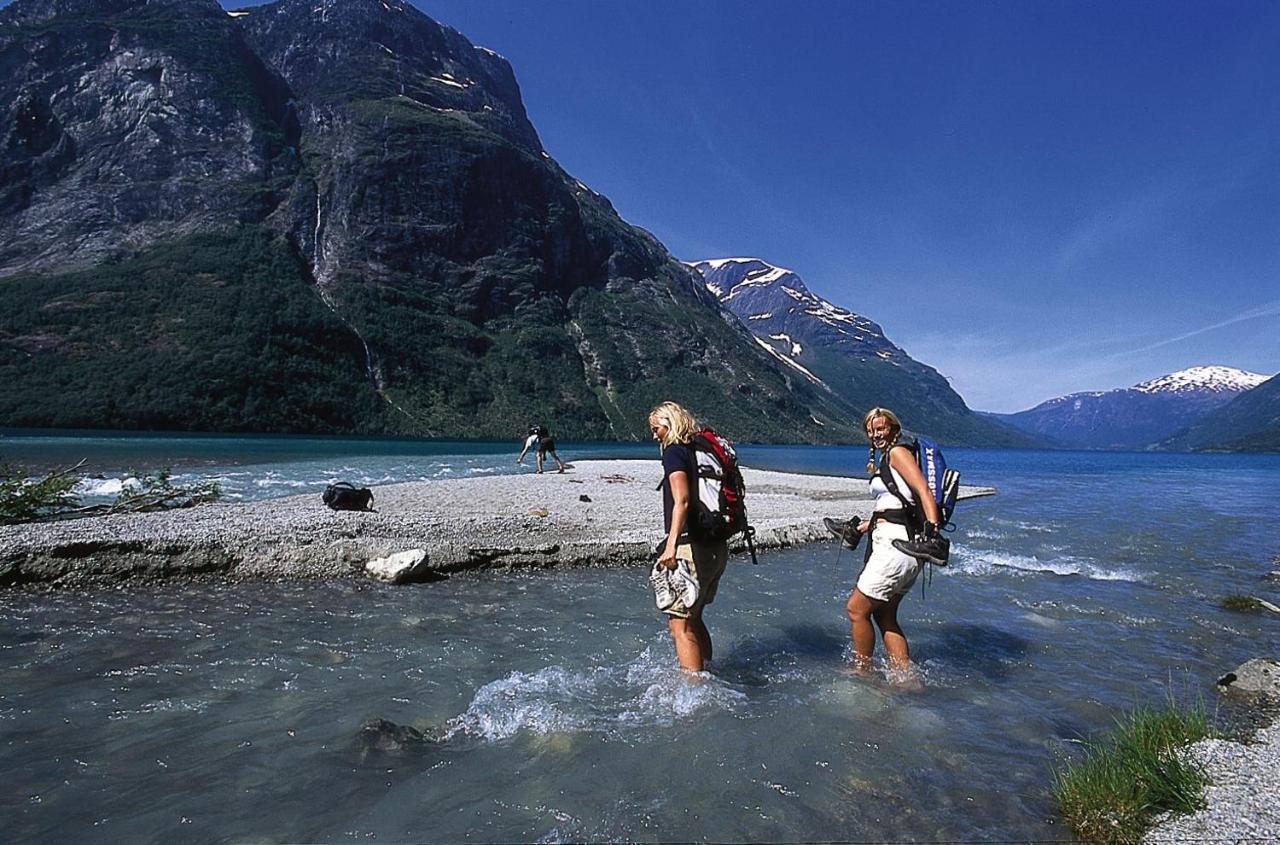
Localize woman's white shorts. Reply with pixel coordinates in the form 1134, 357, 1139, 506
856, 521, 922, 602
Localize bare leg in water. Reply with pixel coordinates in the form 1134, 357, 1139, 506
668, 612, 712, 671
847, 589, 916, 683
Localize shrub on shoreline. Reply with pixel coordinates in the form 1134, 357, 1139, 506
1, 463, 220, 524
1053, 701, 1211, 845
0, 461, 82, 523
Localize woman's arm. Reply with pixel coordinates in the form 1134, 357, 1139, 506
889, 446, 941, 527
660, 469, 691, 569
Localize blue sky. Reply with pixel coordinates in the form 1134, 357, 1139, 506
195, 4, 1280, 408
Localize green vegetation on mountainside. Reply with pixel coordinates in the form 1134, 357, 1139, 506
801, 348, 1039, 447
1163, 373, 1280, 453
569, 287, 860, 443
0, 227, 383, 432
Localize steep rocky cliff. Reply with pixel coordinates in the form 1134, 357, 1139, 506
0, 0, 294, 275
0, 0, 877, 441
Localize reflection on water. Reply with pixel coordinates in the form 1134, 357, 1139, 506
2, 444, 1279, 841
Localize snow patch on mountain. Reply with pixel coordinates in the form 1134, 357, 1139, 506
769, 333, 802, 356
695, 257, 790, 273
430, 73, 470, 89
1133, 366, 1269, 395
752, 337, 826, 388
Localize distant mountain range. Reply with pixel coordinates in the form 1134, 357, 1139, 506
689, 258, 1035, 446
992, 366, 1272, 451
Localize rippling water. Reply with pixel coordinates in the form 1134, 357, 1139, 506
2, 436, 1279, 842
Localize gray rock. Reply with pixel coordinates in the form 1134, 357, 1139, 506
365, 549, 431, 584
355, 718, 429, 754
1218, 658, 1280, 696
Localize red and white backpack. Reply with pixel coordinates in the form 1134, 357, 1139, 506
688, 429, 752, 547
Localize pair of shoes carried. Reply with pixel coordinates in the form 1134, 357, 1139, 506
650, 560, 700, 610
651, 561, 675, 609
824, 515, 862, 550
891, 522, 951, 565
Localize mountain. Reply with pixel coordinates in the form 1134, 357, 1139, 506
1162, 372, 1280, 452
0, 0, 861, 441
995, 366, 1270, 450
689, 258, 1036, 446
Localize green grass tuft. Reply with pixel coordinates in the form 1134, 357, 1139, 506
1053, 701, 1212, 845
1220, 594, 1264, 612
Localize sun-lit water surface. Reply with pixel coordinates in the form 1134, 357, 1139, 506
2, 435, 1278, 842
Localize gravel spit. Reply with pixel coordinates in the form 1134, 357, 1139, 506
0, 459, 994, 588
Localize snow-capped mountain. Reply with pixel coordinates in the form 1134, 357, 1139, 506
1134, 366, 1268, 395
689, 258, 1033, 446
996, 366, 1271, 450
692, 257, 905, 369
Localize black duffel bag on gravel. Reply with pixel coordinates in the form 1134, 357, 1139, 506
322, 482, 375, 512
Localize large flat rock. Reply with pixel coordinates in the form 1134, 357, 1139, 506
0, 460, 995, 587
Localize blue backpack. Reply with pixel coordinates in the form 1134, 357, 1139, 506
879, 436, 960, 528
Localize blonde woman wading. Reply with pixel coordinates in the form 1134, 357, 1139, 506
845, 408, 941, 684
649, 402, 731, 672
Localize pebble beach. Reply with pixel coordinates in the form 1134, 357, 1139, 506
0, 459, 995, 588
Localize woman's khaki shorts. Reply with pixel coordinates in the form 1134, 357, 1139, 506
856, 522, 921, 602
664, 541, 730, 619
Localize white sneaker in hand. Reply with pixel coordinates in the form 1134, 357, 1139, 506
650, 562, 676, 610
670, 559, 700, 608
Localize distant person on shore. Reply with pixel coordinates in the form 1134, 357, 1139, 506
842, 407, 941, 685
516, 424, 565, 473
649, 401, 730, 672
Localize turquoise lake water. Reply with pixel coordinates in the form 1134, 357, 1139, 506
2, 431, 1279, 842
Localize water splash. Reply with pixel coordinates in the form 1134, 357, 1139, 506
949, 547, 1141, 582
444, 650, 746, 742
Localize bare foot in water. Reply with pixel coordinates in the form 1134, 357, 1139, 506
887, 666, 925, 692
850, 655, 873, 677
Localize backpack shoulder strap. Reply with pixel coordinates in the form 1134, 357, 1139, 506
879, 443, 916, 511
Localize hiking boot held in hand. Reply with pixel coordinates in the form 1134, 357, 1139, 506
892, 521, 950, 565
824, 516, 862, 550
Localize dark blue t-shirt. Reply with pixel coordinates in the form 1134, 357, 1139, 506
660, 443, 694, 533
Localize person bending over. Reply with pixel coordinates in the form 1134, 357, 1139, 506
517, 424, 565, 472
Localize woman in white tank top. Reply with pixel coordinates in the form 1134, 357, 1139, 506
846, 408, 942, 684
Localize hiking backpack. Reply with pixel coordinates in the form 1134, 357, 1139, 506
879, 436, 960, 528
322, 482, 375, 512
687, 429, 759, 563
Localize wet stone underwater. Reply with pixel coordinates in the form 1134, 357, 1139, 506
2, 447, 1279, 842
